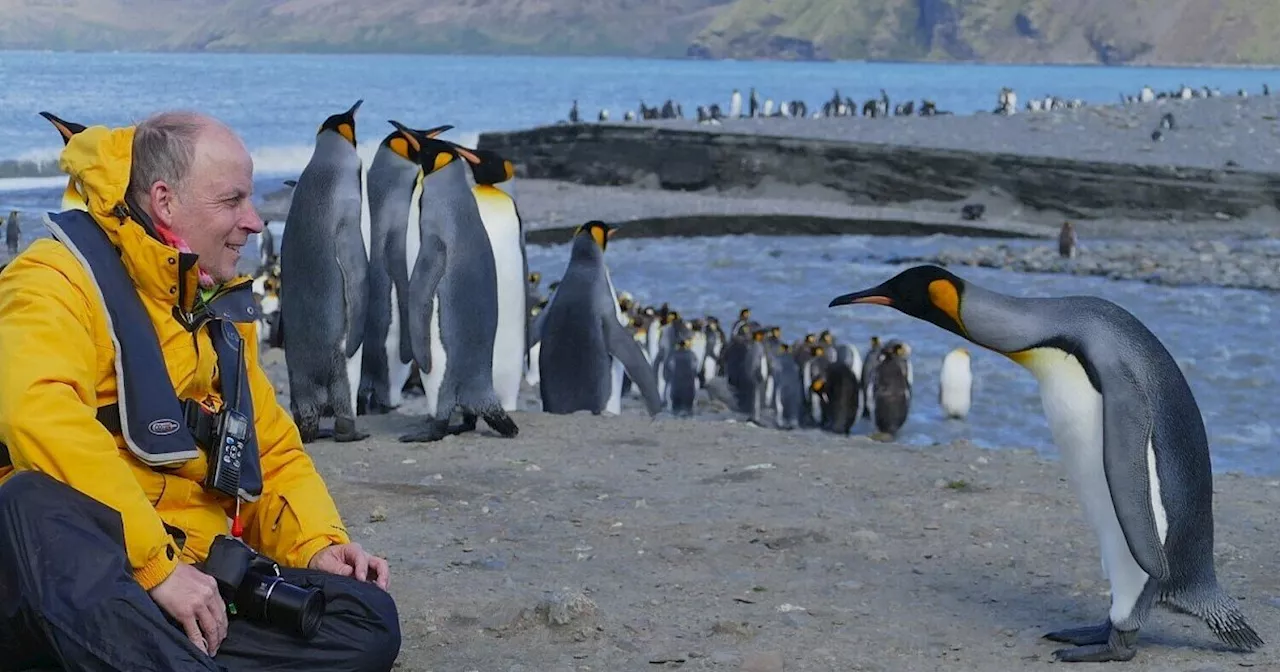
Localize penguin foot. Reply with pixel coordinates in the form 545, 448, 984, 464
445, 413, 478, 436
1051, 627, 1138, 663
481, 409, 519, 438
399, 418, 449, 443
332, 418, 369, 443
1043, 621, 1112, 646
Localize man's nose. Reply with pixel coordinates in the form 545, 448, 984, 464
242, 209, 265, 234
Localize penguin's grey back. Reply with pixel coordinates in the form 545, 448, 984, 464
418, 159, 501, 405
666, 348, 699, 417
280, 132, 362, 353
367, 149, 420, 334
771, 353, 803, 429
872, 352, 911, 436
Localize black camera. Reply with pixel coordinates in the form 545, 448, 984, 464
203, 535, 326, 639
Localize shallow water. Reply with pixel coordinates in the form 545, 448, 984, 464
527, 234, 1279, 476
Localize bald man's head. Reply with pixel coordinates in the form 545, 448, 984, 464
126, 111, 246, 212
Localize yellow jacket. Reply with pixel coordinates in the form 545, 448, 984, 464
0, 124, 350, 591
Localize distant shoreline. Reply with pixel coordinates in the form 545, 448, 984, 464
2, 48, 1279, 70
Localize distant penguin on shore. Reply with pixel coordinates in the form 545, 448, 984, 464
860, 335, 881, 418
869, 340, 912, 439
812, 360, 859, 435
1059, 220, 1077, 259
665, 337, 699, 418
5, 211, 18, 256
939, 347, 972, 420
536, 221, 662, 417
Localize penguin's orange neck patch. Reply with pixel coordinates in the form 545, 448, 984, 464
589, 226, 607, 249
337, 122, 355, 145
388, 136, 411, 160
927, 279, 964, 332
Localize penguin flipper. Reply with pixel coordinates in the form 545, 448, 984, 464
1102, 372, 1170, 582
407, 236, 448, 374
337, 227, 370, 360
604, 315, 662, 416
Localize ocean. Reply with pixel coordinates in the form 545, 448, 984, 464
1, 50, 1279, 212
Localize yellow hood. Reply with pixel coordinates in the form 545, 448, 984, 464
56, 124, 201, 312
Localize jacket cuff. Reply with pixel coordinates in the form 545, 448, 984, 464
296, 534, 348, 570
133, 536, 181, 591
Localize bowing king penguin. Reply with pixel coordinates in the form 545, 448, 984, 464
828, 264, 1262, 663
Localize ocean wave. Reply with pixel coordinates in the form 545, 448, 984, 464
0, 130, 483, 183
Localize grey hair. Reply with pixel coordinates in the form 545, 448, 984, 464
125, 111, 212, 208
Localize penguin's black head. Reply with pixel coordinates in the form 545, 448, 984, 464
382, 120, 453, 164
466, 149, 515, 186
575, 220, 616, 251
528, 271, 541, 285
319, 99, 363, 147
828, 265, 969, 340
39, 111, 87, 145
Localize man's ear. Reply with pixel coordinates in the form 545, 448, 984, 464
148, 180, 175, 228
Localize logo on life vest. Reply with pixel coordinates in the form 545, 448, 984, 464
149, 419, 182, 436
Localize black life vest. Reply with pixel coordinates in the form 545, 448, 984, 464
0, 209, 264, 501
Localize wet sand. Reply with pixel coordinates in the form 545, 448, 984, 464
258, 351, 1280, 671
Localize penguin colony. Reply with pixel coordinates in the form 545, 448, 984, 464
566, 83, 1272, 143
249, 104, 971, 444
34, 105, 1264, 665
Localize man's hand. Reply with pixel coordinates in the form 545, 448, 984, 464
148, 562, 228, 656
308, 542, 390, 590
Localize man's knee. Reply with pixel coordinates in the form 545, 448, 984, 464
322, 577, 402, 672
0, 470, 68, 512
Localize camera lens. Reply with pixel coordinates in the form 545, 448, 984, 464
249, 575, 327, 639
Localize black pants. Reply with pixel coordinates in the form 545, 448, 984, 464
0, 471, 401, 672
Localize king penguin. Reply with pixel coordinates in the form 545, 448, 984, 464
939, 346, 972, 419
536, 221, 662, 416
38, 111, 89, 211
829, 264, 1263, 663
280, 99, 370, 443
399, 130, 519, 443
359, 121, 452, 416
464, 147, 528, 412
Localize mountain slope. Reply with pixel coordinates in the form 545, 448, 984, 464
688, 0, 1280, 65
1, 0, 1279, 65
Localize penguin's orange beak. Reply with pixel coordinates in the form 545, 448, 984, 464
829, 292, 892, 307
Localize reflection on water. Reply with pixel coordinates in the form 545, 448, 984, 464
528, 234, 1279, 476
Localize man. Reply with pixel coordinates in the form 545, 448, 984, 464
0, 112, 400, 671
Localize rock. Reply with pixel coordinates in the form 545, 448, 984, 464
537, 589, 598, 627
476, 125, 1280, 222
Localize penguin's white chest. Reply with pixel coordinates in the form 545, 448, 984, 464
1017, 348, 1168, 598
422, 296, 448, 417
474, 188, 525, 411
